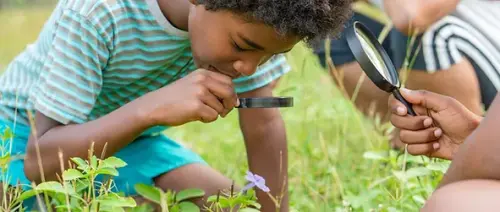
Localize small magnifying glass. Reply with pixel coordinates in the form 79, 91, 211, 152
236, 97, 294, 108
345, 21, 417, 116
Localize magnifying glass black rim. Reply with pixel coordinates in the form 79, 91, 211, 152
236, 97, 294, 108
345, 21, 400, 92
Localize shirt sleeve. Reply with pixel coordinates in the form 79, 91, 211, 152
233, 54, 291, 94
31, 9, 109, 125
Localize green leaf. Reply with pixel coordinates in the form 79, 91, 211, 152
126, 203, 155, 212
406, 167, 432, 179
249, 202, 261, 209
393, 167, 431, 181
75, 179, 90, 193
97, 193, 137, 208
206, 195, 230, 208
170, 205, 180, 212
71, 157, 89, 171
207, 195, 218, 203
175, 188, 205, 202
63, 169, 84, 181
134, 183, 162, 204
102, 156, 127, 168
426, 162, 449, 174
178, 201, 200, 212
17, 189, 42, 202
95, 167, 119, 176
217, 196, 230, 208
362, 151, 387, 161
36, 182, 67, 194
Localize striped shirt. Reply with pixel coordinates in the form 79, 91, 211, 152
0, 0, 291, 134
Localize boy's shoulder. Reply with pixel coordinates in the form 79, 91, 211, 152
60, 0, 146, 19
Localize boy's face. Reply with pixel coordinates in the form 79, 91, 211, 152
187, 4, 300, 79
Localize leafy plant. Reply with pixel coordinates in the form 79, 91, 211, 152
14, 144, 136, 212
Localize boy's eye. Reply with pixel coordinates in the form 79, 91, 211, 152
232, 41, 247, 52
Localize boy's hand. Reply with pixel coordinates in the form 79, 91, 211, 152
141, 69, 239, 126
389, 89, 482, 160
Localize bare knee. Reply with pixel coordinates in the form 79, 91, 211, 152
423, 179, 500, 212
153, 163, 235, 209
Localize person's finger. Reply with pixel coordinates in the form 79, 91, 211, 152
198, 69, 233, 86
200, 92, 225, 115
400, 88, 455, 112
407, 142, 440, 156
399, 127, 442, 144
197, 103, 219, 123
391, 115, 433, 130
204, 79, 238, 111
390, 96, 429, 116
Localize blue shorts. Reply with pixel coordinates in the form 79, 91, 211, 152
314, 11, 500, 109
0, 118, 206, 196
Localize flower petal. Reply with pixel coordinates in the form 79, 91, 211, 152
256, 184, 270, 193
242, 182, 255, 192
254, 174, 265, 182
246, 171, 255, 182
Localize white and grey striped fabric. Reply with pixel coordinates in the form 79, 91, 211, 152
368, 0, 500, 90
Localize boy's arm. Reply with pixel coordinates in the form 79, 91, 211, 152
383, 0, 460, 35
25, 99, 153, 183
238, 84, 288, 212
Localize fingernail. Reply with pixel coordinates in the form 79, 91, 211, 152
396, 107, 406, 115
400, 88, 411, 94
423, 118, 433, 127
434, 128, 442, 138
433, 142, 440, 150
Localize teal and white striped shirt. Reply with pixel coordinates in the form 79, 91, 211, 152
0, 0, 291, 133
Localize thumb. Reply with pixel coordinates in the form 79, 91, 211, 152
400, 88, 449, 112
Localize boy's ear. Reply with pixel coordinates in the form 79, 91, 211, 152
188, 0, 199, 5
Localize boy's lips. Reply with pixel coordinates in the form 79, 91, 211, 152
208, 65, 240, 79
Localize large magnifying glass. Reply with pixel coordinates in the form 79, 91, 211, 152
346, 21, 416, 116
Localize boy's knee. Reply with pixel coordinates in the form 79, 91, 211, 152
423, 180, 500, 212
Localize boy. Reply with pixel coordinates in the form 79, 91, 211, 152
314, 0, 500, 149
0, 0, 352, 210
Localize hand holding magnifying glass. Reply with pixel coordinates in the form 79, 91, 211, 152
345, 21, 417, 116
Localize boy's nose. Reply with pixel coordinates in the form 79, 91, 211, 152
233, 60, 258, 77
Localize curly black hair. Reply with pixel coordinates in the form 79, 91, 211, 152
197, 0, 353, 46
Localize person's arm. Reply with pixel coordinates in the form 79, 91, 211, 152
384, 0, 460, 35
438, 94, 500, 188
238, 84, 288, 212
24, 98, 153, 183
26, 69, 239, 184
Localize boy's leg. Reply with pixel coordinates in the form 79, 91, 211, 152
111, 133, 238, 209
154, 163, 236, 206
422, 179, 500, 212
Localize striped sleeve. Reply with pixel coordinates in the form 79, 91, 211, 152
31, 9, 109, 124
233, 54, 291, 94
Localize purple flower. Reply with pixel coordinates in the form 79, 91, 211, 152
242, 171, 270, 193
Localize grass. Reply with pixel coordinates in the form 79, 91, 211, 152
0, 6, 449, 212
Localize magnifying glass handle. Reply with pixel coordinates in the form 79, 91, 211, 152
392, 89, 417, 116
